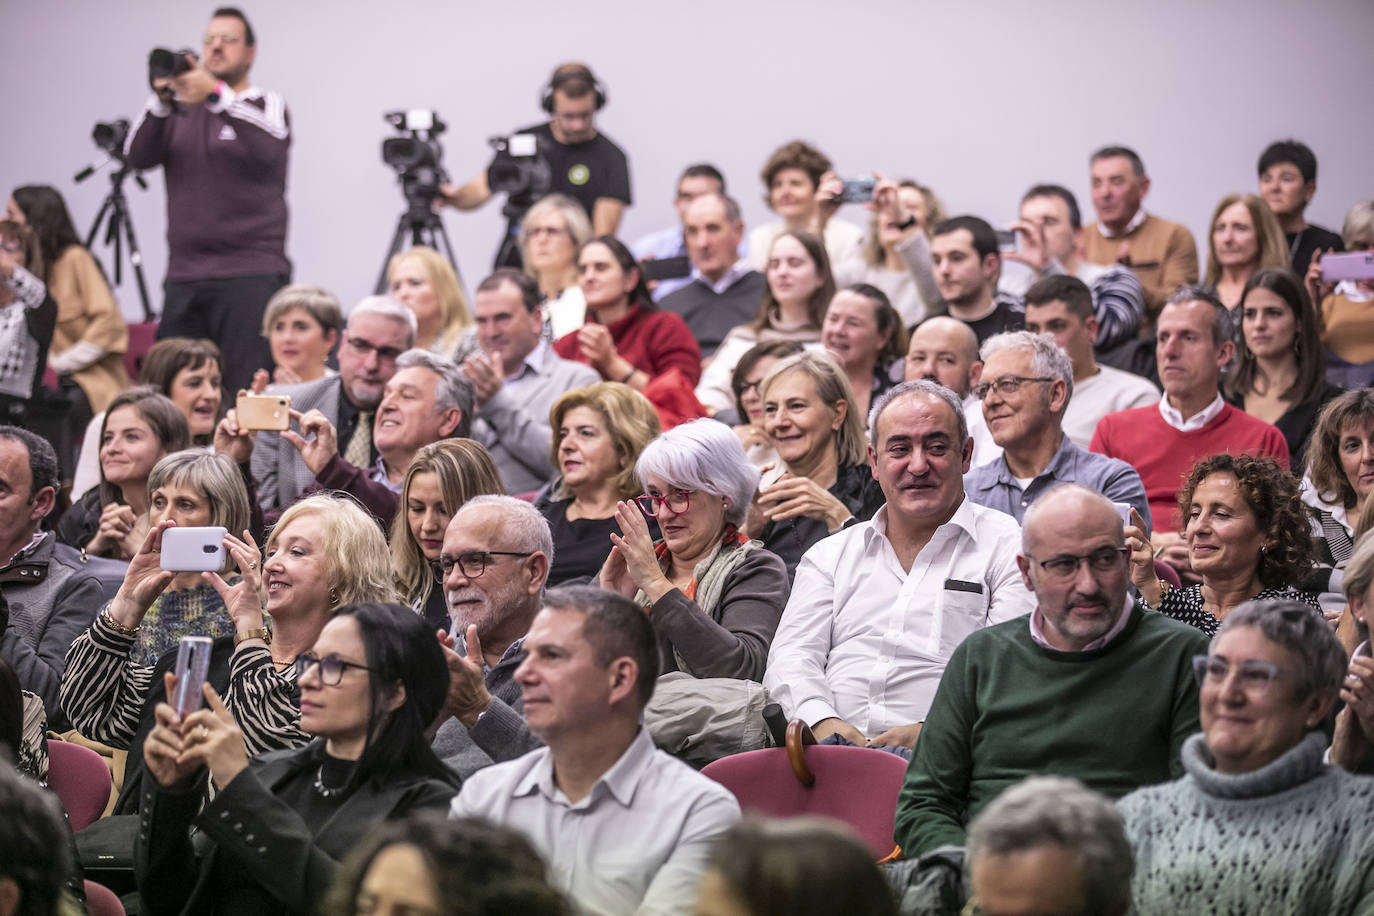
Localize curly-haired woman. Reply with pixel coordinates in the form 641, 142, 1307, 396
1126, 453, 1320, 637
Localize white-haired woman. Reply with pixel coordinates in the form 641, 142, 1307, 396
597, 418, 790, 681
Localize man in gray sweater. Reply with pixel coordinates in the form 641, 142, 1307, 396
430, 495, 552, 777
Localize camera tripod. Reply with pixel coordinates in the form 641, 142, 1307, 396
77, 161, 155, 322
374, 199, 464, 295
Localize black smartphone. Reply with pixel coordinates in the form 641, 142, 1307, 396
640, 256, 692, 283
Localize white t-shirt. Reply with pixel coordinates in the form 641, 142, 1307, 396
1067, 365, 1160, 449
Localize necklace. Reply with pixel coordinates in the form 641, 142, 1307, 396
313, 764, 346, 798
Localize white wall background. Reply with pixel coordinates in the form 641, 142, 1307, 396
7, 0, 1372, 321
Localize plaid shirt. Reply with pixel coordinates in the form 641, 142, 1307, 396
0, 265, 46, 399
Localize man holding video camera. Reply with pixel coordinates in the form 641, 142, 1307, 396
126, 6, 289, 397
439, 62, 631, 269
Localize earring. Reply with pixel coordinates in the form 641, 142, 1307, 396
329, 588, 339, 606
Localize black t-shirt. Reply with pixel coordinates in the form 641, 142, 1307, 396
492, 122, 632, 220
1288, 224, 1344, 278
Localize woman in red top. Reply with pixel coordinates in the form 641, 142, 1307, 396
554, 236, 701, 390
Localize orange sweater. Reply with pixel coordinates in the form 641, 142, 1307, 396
1320, 291, 1374, 364
1083, 214, 1198, 323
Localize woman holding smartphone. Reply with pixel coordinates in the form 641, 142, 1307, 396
138, 603, 457, 914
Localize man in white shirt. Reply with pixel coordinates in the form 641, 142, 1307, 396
905, 317, 998, 468
462, 270, 599, 494
1022, 275, 1158, 449
763, 380, 1035, 752
451, 585, 740, 916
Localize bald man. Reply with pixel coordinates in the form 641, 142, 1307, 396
894, 484, 1205, 856
905, 317, 998, 467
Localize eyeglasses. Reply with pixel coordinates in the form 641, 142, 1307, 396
203, 33, 243, 45
344, 336, 404, 364
971, 375, 1054, 400
1030, 547, 1128, 579
735, 379, 764, 398
294, 651, 373, 686
1192, 655, 1292, 694
526, 226, 568, 240
439, 551, 533, 578
637, 490, 692, 516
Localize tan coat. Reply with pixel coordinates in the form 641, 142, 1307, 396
1083, 214, 1199, 323
48, 247, 130, 412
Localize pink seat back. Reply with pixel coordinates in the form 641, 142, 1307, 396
46, 739, 112, 831
702, 744, 909, 858
84, 880, 126, 916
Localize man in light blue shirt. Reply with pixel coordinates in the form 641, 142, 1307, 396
451, 585, 740, 916
966, 330, 1150, 528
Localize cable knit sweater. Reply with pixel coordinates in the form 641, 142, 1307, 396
1118, 732, 1374, 915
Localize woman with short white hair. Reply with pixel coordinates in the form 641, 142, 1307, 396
597, 418, 789, 680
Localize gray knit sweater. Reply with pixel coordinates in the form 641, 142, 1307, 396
1118, 731, 1374, 915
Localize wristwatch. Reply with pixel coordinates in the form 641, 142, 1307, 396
234, 626, 272, 647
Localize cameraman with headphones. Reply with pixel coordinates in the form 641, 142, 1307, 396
440, 63, 631, 268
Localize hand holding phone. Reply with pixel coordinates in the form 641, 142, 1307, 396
838, 177, 876, 205
236, 393, 291, 431
160, 526, 228, 573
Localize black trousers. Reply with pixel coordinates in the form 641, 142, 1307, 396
160, 273, 288, 396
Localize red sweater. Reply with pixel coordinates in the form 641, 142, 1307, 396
554, 304, 702, 386
1089, 402, 1289, 533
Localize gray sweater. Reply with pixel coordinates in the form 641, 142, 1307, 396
1118, 732, 1374, 915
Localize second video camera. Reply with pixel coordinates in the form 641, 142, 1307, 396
382, 109, 449, 208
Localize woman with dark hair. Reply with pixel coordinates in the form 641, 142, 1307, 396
730, 340, 805, 468
0, 220, 58, 424
695, 818, 897, 916
1224, 267, 1341, 467
138, 602, 457, 915
73, 337, 224, 496
820, 284, 907, 421
1128, 453, 1320, 637
1304, 389, 1374, 591
390, 440, 506, 632
57, 386, 190, 558
697, 230, 837, 416
553, 236, 701, 391
328, 814, 568, 915
7, 185, 130, 417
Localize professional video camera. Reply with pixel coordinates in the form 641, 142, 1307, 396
381, 109, 449, 207
487, 133, 552, 204
91, 120, 130, 161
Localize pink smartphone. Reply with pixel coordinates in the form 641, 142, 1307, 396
1321, 252, 1374, 282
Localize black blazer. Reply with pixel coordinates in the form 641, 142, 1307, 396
136, 741, 455, 915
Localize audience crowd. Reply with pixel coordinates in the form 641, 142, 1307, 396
4, 8, 1374, 914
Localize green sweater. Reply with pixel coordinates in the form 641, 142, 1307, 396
894, 603, 1206, 855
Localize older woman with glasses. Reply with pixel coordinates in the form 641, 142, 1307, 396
597, 419, 789, 681
1128, 452, 1320, 637
138, 602, 457, 915
1119, 599, 1374, 914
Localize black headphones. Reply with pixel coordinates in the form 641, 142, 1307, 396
540, 63, 607, 113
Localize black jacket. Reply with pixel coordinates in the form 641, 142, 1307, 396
136, 740, 455, 915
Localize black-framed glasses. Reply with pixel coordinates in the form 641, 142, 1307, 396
439, 551, 533, 578
343, 336, 404, 364
1191, 655, 1291, 694
294, 651, 374, 686
1030, 547, 1128, 579
971, 375, 1054, 400
637, 490, 692, 516
735, 379, 764, 398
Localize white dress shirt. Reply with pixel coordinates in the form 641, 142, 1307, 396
1158, 393, 1225, 432
763, 498, 1034, 737
451, 728, 740, 916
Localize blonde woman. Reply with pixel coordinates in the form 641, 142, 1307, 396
520, 194, 593, 338
1205, 193, 1289, 310
388, 246, 474, 357
390, 440, 506, 632
539, 382, 660, 585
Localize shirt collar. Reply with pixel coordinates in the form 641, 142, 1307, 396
370, 456, 404, 493
1028, 594, 1135, 652
864, 493, 977, 550
1158, 393, 1225, 432
1097, 208, 1148, 239
990, 433, 1075, 487
513, 726, 657, 808
690, 259, 752, 295
507, 340, 551, 381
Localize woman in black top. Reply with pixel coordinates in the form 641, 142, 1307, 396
538, 381, 660, 585
751, 351, 885, 579
138, 602, 456, 915
1224, 267, 1342, 468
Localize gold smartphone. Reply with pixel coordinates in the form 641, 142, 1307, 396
236, 394, 291, 430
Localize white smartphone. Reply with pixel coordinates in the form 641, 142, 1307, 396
160, 526, 227, 573
1112, 502, 1134, 526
